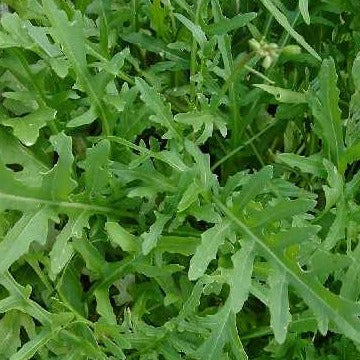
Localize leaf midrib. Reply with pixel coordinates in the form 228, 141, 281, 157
0, 192, 129, 217
215, 198, 360, 342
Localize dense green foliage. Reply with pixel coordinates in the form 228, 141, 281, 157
0, 0, 360, 358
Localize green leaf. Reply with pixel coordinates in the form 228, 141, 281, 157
254, 84, 307, 104
94, 286, 117, 324
272, 226, 320, 250
352, 51, 360, 91
43, 132, 78, 201
308, 58, 344, 167
141, 212, 171, 255
0, 207, 55, 274
103, 83, 131, 112
210, 0, 234, 77
341, 243, 360, 301
1, 1, 360, 358
0, 127, 49, 187
157, 236, 200, 256
0, 311, 23, 357
174, 111, 227, 144
268, 268, 291, 343
25, 21, 61, 57
225, 240, 255, 313
249, 198, 316, 228
0, 156, 119, 216
42, 0, 87, 79
177, 181, 201, 212
215, 198, 360, 344
322, 159, 344, 211
49, 211, 90, 277
135, 77, 180, 140
185, 140, 216, 190
206, 12, 257, 36
0, 12, 33, 48
10, 328, 55, 360
109, 136, 189, 172
345, 91, 360, 148
49, 56, 69, 78
189, 221, 231, 280
232, 165, 273, 212
58, 263, 86, 317
174, 13, 207, 48
72, 237, 107, 276
42, 0, 111, 135
299, 0, 310, 25
260, 0, 321, 61
276, 153, 327, 178
149, 0, 167, 39
83, 139, 111, 199
67, 107, 97, 128
1, 107, 56, 146
105, 222, 141, 253
322, 201, 347, 251
195, 306, 247, 360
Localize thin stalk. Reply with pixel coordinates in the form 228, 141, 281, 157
211, 120, 277, 171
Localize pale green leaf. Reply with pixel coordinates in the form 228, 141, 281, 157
1, 12, 33, 48
250, 198, 316, 227
299, 0, 310, 25
105, 222, 141, 253
225, 240, 255, 313
141, 212, 171, 255
178, 181, 201, 212
58, 263, 86, 317
1, 107, 56, 146
49, 57, 69, 78
67, 107, 97, 128
322, 202, 347, 251
206, 12, 257, 36
0, 207, 54, 274
43, 0, 111, 135
189, 222, 231, 280
185, 140, 216, 190
215, 199, 360, 344
340, 243, 360, 301
10, 328, 54, 360
276, 153, 327, 177
50, 211, 90, 277
254, 84, 306, 104
43, 132, 78, 201
232, 165, 273, 212
268, 268, 291, 343
157, 236, 200, 256
272, 226, 320, 250
174, 13, 207, 48
135, 77, 180, 140
322, 159, 344, 211
352, 51, 360, 90
83, 139, 111, 199
175, 111, 227, 144
0, 311, 22, 357
25, 22, 61, 57
308, 58, 344, 167
94, 286, 117, 324
0, 127, 49, 187
195, 306, 247, 360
